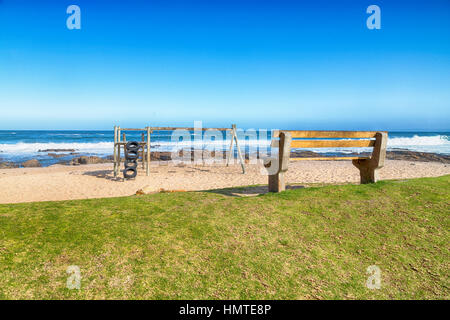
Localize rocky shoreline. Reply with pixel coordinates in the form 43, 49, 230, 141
289, 149, 450, 164
1, 149, 449, 169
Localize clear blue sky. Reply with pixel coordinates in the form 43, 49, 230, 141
0, 0, 449, 130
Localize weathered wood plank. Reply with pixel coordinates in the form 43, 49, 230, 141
291, 156, 370, 161
291, 139, 375, 148
273, 130, 381, 138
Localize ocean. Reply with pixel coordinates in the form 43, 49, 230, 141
0, 130, 449, 167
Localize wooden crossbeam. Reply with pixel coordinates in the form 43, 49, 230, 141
120, 128, 149, 131
151, 127, 231, 132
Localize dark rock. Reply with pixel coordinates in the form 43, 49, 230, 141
22, 159, 42, 167
69, 156, 108, 165
0, 161, 19, 169
152, 152, 172, 161
47, 153, 67, 158
103, 156, 114, 163
62, 149, 450, 165
287, 150, 450, 163
386, 150, 450, 163
290, 150, 322, 158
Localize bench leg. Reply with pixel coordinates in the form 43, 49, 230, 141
352, 132, 387, 184
269, 172, 286, 192
352, 159, 379, 184
267, 131, 292, 192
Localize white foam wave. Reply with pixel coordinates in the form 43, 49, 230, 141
388, 135, 448, 146
387, 135, 449, 154
0, 139, 270, 155
0, 142, 113, 154
0, 135, 448, 156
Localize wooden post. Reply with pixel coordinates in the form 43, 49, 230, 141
268, 131, 292, 192
352, 132, 388, 183
233, 126, 246, 174
113, 125, 117, 177
117, 126, 121, 177
141, 133, 145, 169
225, 124, 245, 174
146, 126, 150, 176
225, 126, 235, 167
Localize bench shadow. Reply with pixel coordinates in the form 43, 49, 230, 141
204, 184, 306, 197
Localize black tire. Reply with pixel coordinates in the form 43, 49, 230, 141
124, 159, 137, 168
125, 149, 139, 160
123, 167, 137, 179
126, 141, 139, 152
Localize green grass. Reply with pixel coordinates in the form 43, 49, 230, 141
0, 176, 449, 299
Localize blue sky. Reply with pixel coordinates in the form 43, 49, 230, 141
0, 0, 449, 130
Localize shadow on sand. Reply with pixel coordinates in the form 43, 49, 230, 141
81, 169, 307, 195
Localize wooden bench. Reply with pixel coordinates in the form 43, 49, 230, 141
266, 131, 388, 192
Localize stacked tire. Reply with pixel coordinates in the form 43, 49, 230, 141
124, 141, 139, 179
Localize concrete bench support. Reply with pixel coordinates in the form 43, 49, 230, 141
352, 132, 388, 183
268, 131, 292, 192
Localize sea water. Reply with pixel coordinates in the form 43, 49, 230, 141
0, 130, 448, 167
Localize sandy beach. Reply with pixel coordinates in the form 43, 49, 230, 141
0, 159, 448, 204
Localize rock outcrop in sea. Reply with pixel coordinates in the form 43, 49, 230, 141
21, 159, 42, 167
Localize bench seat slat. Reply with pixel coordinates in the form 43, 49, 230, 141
291, 156, 370, 161
273, 130, 380, 138
291, 139, 376, 148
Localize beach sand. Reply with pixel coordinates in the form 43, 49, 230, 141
0, 160, 449, 204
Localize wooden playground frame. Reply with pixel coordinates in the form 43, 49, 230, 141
113, 124, 245, 178
113, 126, 151, 177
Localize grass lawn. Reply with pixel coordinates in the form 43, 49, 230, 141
0, 175, 449, 299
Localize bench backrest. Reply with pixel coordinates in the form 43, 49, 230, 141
272, 130, 388, 161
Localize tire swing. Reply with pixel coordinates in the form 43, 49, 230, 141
124, 160, 138, 169
125, 141, 139, 151
123, 141, 140, 179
